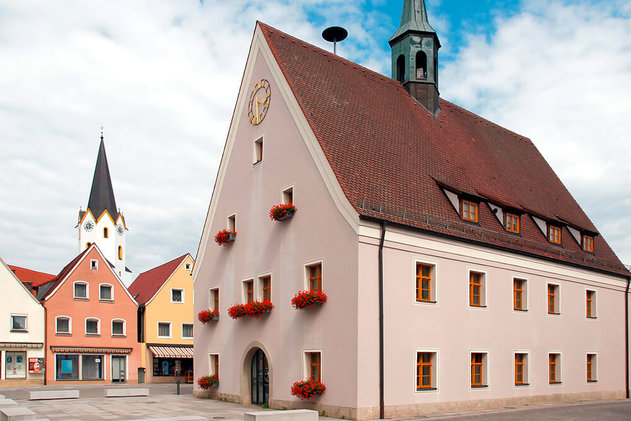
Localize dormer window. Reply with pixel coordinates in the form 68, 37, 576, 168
505, 213, 520, 234
582, 235, 594, 252
548, 225, 561, 244
461, 200, 478, 223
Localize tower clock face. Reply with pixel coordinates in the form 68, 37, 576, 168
116, 224, 124, 236
248, 79, 271, 125
83, 221, 94, 232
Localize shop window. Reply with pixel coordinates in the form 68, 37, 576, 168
99, 284, 113, 301
10, 315, 27, 332
158, 322, 171, 338
56, 355, 79, 380
5, 351, 27, 379
56, 316, 71, 334
81, 355, 104, 380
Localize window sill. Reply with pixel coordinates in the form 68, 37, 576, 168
10, 330, 28, 333
548, 312, 561, 315
99, 299, 114, 303
112, 335, 126, 338
182, 337, 194, 340
56, 332, 72, 336
471, 385, 488, 388
513, 308, 528, 312
73, 297, 89, 301
549, 381, 562, 385
416, 387, 438, 391
469, 305, 487, 308
587, 380, 598, 383
253, 159, 263, 166
85, 334, 101, 337
515, 383, 530, 387
416, 300, 437, 304
587, 316, 597, 319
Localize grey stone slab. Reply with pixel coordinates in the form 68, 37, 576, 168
0, 399, 16, 407
29, 390, 79, 400
0, 406, 36, 421
244, 409, 318, 421
105, 388, 149, 398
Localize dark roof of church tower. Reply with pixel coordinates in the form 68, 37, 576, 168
390, 0, 438, 44
86, 137, 119, 221
258, 22, 629, 276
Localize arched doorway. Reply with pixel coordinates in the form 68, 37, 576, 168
250, 348, 269, 404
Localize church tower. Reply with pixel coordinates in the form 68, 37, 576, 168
78, 133, 130, 284
389, 0, 441, 115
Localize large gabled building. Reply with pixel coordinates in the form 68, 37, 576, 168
193, 1, 631, 419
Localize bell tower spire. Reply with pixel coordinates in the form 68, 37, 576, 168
78, 131, 131, 284
389, 0, 441, 115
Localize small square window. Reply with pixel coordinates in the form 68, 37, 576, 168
582, 235, 594, 252
254, 136, 263, 163
185, 263, 192, 271
307, 263, 322, 291
171, 289, 184, 303
548, 226, 561, 244
11, 315, 27, 332
415, 263, 435, 303
549, 353, 561, 384
416, 352, 437, 390
548, 284, 560, 314
158, 322, 171, 338
514, 353, 529, 385
182, 323, 194, 339
259, 276, 271, 302
469, 271, 485, 307
74, 282, 88, 299
513, 278, 527, 311
306, 351, 321, 381
99, 284, 113, 301
243, 280, 254, 303
586, 290, 596, 318
505, 213, 520, 233
56, 317, 71, 334
587, 354, 597, 382
112, 320, 125, 336
90, 259, 98, 270
85, 318, 99, 335
462, 200, 478, 223
471, 352, 488, 387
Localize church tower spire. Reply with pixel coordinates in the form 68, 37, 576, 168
389, 0, 441, 115
78, 132, 130, 284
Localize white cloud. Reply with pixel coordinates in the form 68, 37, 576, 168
441, 1, 631, 265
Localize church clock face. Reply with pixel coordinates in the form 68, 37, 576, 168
83, 221, 94, 232
248, 79, 271, 125
116, 224, 124, 236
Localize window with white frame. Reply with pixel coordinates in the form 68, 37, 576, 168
416, 351, 437, 390
171, 288, 184, 303
158, 322, 171, 338
258, 275, 271, 302
182, 323, 193, 339
469, 271, 486, 307
514, 352, 529, 385
10, 314, 27, 332
56, 316, 71, 334
254, 136, 263, 163
513, 278, 527, 311
185, 262, 192, 271
586, 353, 597, 382
549, 353, 561, 384
415, 262, 436, 303
306, 262, 322, 291
99, 284, 113, 301
111, 319, 125, 336
74, 281, 88, 299
209, 354, 219, 376
547, 283, 560, 314
305, 351, 322, 381
228, 214, 236, 232
283, 187, 294, 204
470, 352, 488, 387
90, 259, 98, 270
210, 288, 219, 312
586, 290, 597, 318
85, 318, 100, 335
243, 279, 254, 303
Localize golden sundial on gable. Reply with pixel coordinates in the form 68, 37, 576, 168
248, 79, 271, 125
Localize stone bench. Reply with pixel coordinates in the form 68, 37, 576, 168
105, 388, 149, 397
29, 390, 79, 400
0, 406, 36, 421
244, 409, 318, 421
0, 400, 16, 407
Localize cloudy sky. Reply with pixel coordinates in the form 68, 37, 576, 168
1, 0, 630, 277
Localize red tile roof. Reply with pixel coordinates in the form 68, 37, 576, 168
39, 247, 92, 300
8, 265, 56, 287
258, 23, 629, 276
128, 254, 190, 305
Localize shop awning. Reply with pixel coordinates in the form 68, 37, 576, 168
148, 345, 193, 359
50, 346, 132, 354
0, 342, 43, 349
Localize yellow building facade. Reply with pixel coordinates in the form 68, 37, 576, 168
129, 254, 194, 383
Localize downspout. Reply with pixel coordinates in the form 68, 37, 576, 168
626, 277, 630, 399
378, 221, 387, 419
43, 305, 47, 386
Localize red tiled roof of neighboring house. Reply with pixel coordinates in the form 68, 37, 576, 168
8, 265, 56, 287
258, 22, 629, 276
37, 247, 92, 301
128, 254, 190, 305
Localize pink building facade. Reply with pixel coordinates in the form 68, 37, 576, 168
39, 244, 141, 384
193, 8, 630, 420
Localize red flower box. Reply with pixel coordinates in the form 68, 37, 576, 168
270, 203, 297, 221
197, 374, 219, 390
290, 378, 326, 400
228, 304, 246, 319
244, 300, 274, 318
215, 229, 237, 245
291, 290, 327, 309
198, 309, 219, 324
